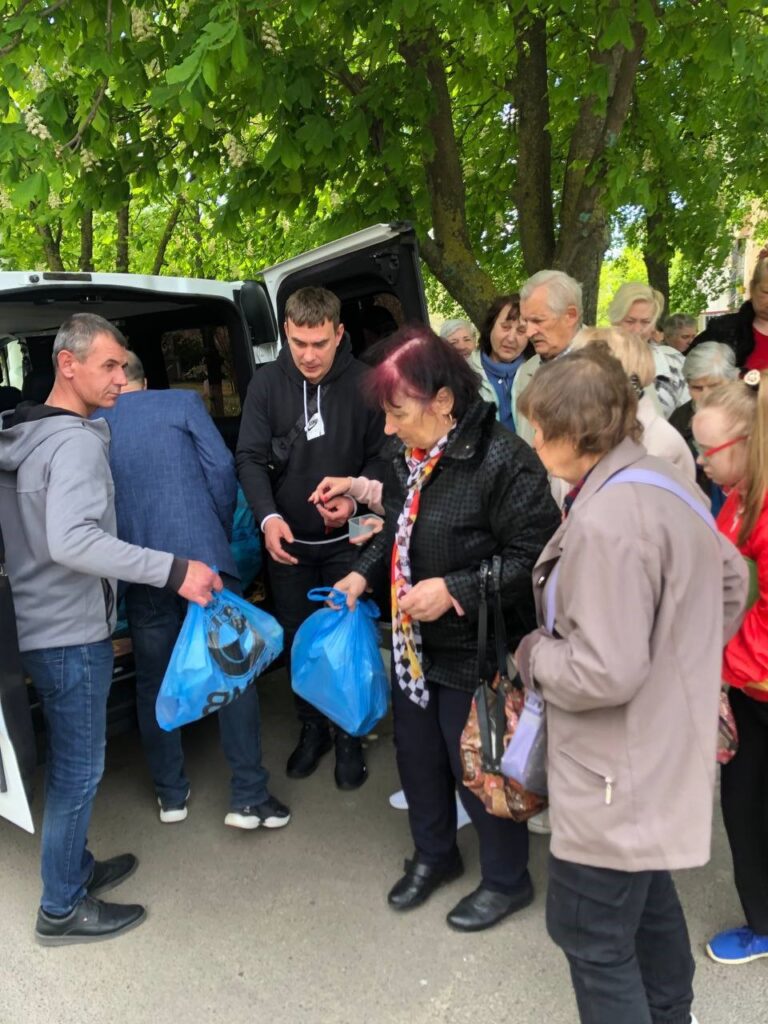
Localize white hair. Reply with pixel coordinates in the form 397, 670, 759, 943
682, 342, 739, 383
52, 313, 127, 369
439, 318, 476, 340
520, 270, 583, 319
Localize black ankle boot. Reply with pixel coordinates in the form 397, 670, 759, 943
334, 731, 368, 790
286, 722, 332, 778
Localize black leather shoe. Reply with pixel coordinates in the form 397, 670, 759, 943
334, 732, 368, 790
286, 722, 333, 778
387, 853, 464, 911
35, 896, 146, 946
86, 853, 138, 898
446, 877, 534, 932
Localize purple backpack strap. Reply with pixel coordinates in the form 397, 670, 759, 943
543, 466, 715, 635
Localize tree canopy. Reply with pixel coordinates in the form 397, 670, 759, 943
1, 1, 766, 322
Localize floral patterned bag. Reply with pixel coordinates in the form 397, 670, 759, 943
460, 557, 547, 822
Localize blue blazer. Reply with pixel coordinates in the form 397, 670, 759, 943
100, 390, 239, 579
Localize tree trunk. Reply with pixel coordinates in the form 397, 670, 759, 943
79, 208, 94, 272
400, 31, 498, 325
553, 8, 646, 321
644, 206, 672, 315
116, 202, 130, 272
510, 10, 555, 274
152, 199, 184, 276
35, 222, 64, 271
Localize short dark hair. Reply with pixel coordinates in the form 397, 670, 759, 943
518, 344, 641, 455
284, 287, 341, 330
363, 324, 481, 422
478, 294, 520, 356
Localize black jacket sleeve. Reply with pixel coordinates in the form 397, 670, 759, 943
235, 370, 277, 527
444, 438, 560, 620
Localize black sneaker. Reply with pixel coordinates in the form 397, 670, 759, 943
224, 796, 292, 830
35, 896, 146, 946
286, 722, 332, 778
86, 853, 139, 898
334, 732, 368, 790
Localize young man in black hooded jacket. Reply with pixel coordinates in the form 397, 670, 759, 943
236, 287, 385, 789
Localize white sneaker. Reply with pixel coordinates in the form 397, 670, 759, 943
690, 1015, 700, 1024
527, 808, 551, 835
389, 789, 471, 830
224, 796, 291, 830
158, 789, 190, 824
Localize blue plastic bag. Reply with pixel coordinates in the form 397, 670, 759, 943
230, 486, 262, 590
291, 588, 389, 736
156, 587, 283, 731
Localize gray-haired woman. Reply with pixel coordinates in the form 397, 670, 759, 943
670, 343, 739, 508
439, 318, 477, 359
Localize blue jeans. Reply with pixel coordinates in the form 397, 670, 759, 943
125, 581, 270, 809
23, 640, 114, 916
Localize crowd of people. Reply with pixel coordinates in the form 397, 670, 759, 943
1, 252, 767, 1023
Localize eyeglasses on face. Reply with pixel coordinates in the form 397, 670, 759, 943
692, 435, 747, 460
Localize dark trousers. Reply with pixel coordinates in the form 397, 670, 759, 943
391, 678, 530, 893
546, 855, 695, 1024
720, 686, 768, 934
125, 578, 270, 810
267, 543, 358, 725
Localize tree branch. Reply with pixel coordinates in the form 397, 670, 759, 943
151, 197, 184, 275
116, 201, 129, 272
79, 207, 94, 271
35, 221, 65, 271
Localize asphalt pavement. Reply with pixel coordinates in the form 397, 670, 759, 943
0, 669, 764, 1024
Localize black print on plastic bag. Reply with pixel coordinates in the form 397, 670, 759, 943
205, 602, 266, 678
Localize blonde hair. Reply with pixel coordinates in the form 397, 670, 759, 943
572, 326, 655, 388
607, 282, 664, 326
698, 371, 768, 545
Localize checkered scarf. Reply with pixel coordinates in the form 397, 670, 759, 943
391, 434, 450, 709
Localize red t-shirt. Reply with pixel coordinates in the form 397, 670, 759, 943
718, 490, 768, 700
746, 327, 768, 370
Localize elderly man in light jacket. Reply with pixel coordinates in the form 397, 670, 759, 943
512, 269, 583, 445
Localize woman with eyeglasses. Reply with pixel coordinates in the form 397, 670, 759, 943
692, 370, 768, 965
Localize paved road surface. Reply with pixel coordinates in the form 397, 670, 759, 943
0, 670, 763, 1024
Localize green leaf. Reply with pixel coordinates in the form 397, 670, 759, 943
231, 27, 248, 74
14, 171, 48, 208
166, 52, 202, 87
202, 55, 218, 93
600, 10, 635, 51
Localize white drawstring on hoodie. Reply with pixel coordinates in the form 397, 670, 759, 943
294, 381, 351, 545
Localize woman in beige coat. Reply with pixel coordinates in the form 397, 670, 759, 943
514, 345, 747, 1024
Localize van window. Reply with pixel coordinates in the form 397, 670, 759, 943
160, 326, 241, 418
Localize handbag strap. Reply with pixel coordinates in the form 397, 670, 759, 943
475, 556, 509, 771
545, 466, 717, 634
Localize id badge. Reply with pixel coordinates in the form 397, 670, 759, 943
305, 412, 325, 441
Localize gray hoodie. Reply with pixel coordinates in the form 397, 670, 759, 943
0, 405, 183, 652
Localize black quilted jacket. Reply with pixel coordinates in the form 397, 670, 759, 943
692, 300, 755, 368
355, 400, 560, 692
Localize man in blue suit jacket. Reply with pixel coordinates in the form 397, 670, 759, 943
101, 352, 289, 831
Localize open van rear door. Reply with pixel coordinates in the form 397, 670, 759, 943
253, 222, 428, 358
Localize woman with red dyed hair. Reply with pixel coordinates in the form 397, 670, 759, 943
333, 325, 560, 932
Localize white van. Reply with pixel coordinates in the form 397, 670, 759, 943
0, 222, 427, 814
0, 221, 427, 443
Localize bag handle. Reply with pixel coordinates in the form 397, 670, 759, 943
306, 586, 348, 609
475, 557, 509, 772
544, 466, 717, 635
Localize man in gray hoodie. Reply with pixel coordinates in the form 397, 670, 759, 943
0, 313, 220, 946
